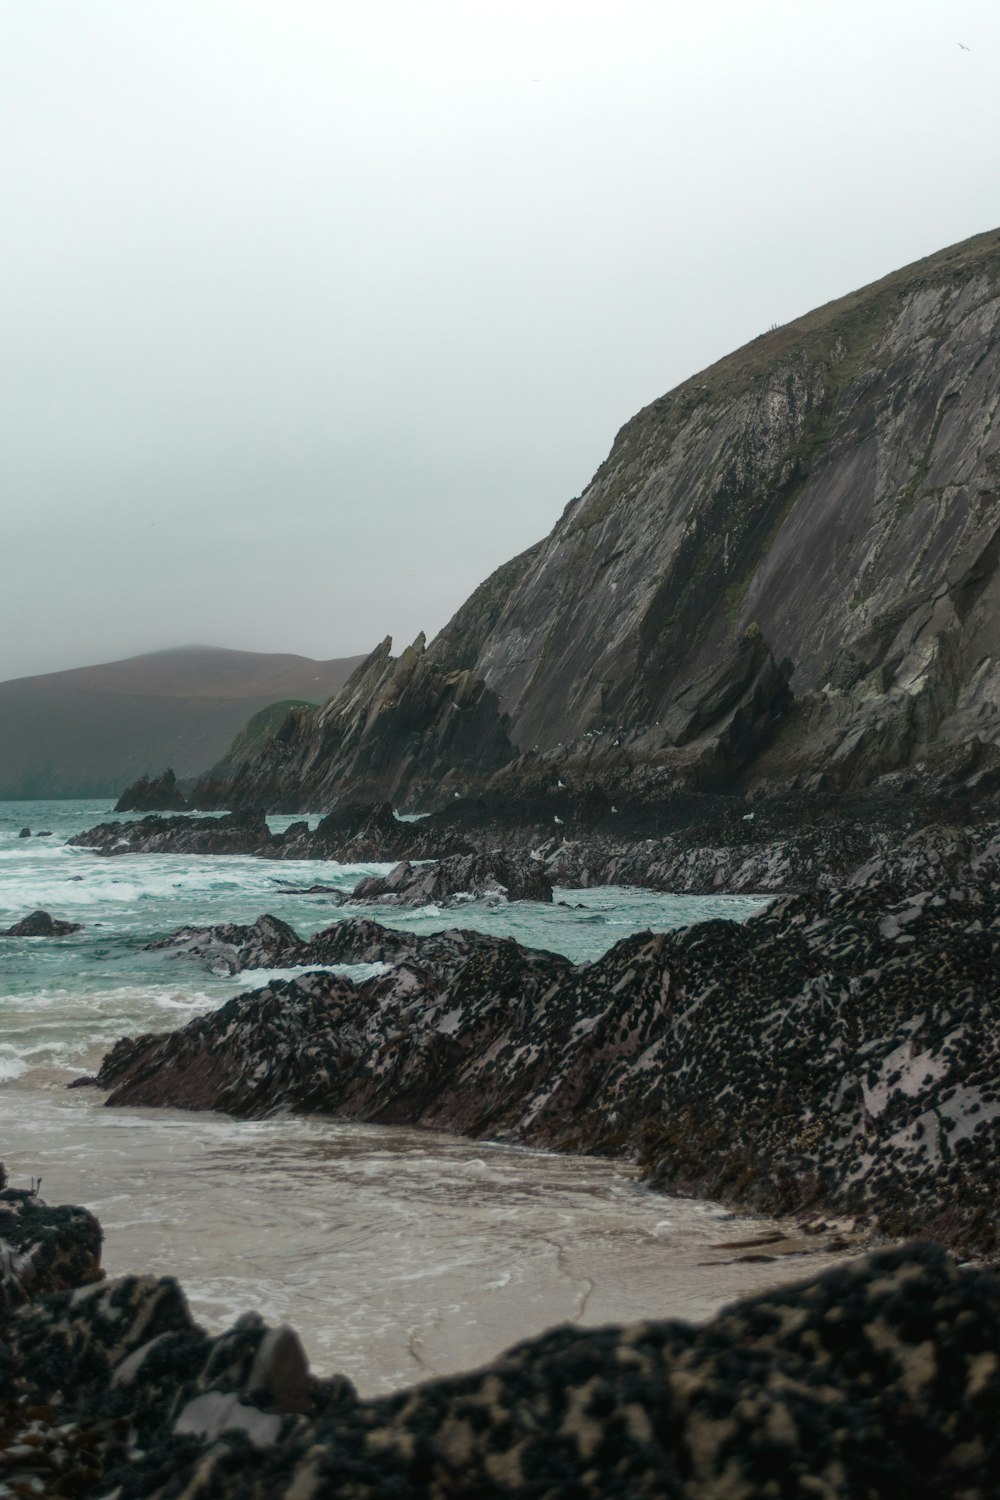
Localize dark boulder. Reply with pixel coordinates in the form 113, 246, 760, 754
3, 910, 83, 937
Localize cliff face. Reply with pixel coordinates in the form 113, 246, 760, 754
429, 229, 1000, 786
190, 635, 517, 812
202, 230, 1000, 810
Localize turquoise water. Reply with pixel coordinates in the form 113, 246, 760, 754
0, 798, 768, 1085
0, 799, 833, 1392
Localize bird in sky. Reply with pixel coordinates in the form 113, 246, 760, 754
958, 41, 971, 50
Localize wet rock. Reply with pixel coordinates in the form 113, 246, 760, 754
69, 811, 274, 857
17, 826, 30, 837
101, 833, 1000, 1256
4, 1245, 1000, 1498
115, 768, 190, 812
351, 851, 553, 905
0, 1184, 103, 1309
147, 914, 305, 975
3, 909, 83, 937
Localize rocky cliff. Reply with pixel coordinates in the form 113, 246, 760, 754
195, 229, 1000, 811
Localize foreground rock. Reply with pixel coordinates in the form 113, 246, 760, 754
2, 909, 83, 937
4, 1243, 1000, 1498
102, 830, 1000, 1255
0, 1166, 103, 1310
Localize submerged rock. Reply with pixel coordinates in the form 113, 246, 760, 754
3, 909, 83, 937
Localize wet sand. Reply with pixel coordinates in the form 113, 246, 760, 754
2, 1083, 854, 1393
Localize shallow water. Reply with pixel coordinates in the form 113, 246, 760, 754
0, 1089, 846, 1393
1, 800, 845, 1392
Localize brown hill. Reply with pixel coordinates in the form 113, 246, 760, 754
0, 646, 365, 799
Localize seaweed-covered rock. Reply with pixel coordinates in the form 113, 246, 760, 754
5, 1246, 1000, 1497
100, 844, 1000, 1255
69, 811, 274, 856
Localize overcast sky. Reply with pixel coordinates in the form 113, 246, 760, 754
3, 0, 998, 682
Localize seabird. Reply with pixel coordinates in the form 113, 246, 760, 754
958, 41, 971, 50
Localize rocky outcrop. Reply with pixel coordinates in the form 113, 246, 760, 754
99, 826, 1000, 1256
115, 767, 189, 812
2, 909, 83, 937
147, 914, 308, 975
3, 1246, 1000, 1498
187, 635, 518, 814
187, 230, 1000, 811
351, 851, 553, 905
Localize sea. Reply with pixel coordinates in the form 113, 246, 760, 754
1, 798, 846, 1393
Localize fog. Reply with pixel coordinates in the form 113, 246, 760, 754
3, 0, 997, 681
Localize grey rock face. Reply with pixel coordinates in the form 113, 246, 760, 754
189, 636, 518, 813
437, 231, 1000, 788
187, 231, 1000, 810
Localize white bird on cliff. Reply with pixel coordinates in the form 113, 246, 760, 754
554, 815, 564, 825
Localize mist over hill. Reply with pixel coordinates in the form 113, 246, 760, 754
0, 646, 365, 799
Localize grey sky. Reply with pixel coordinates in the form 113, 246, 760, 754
3, 0, 998, 682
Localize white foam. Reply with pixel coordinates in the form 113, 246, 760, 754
235, 961, 389, 986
